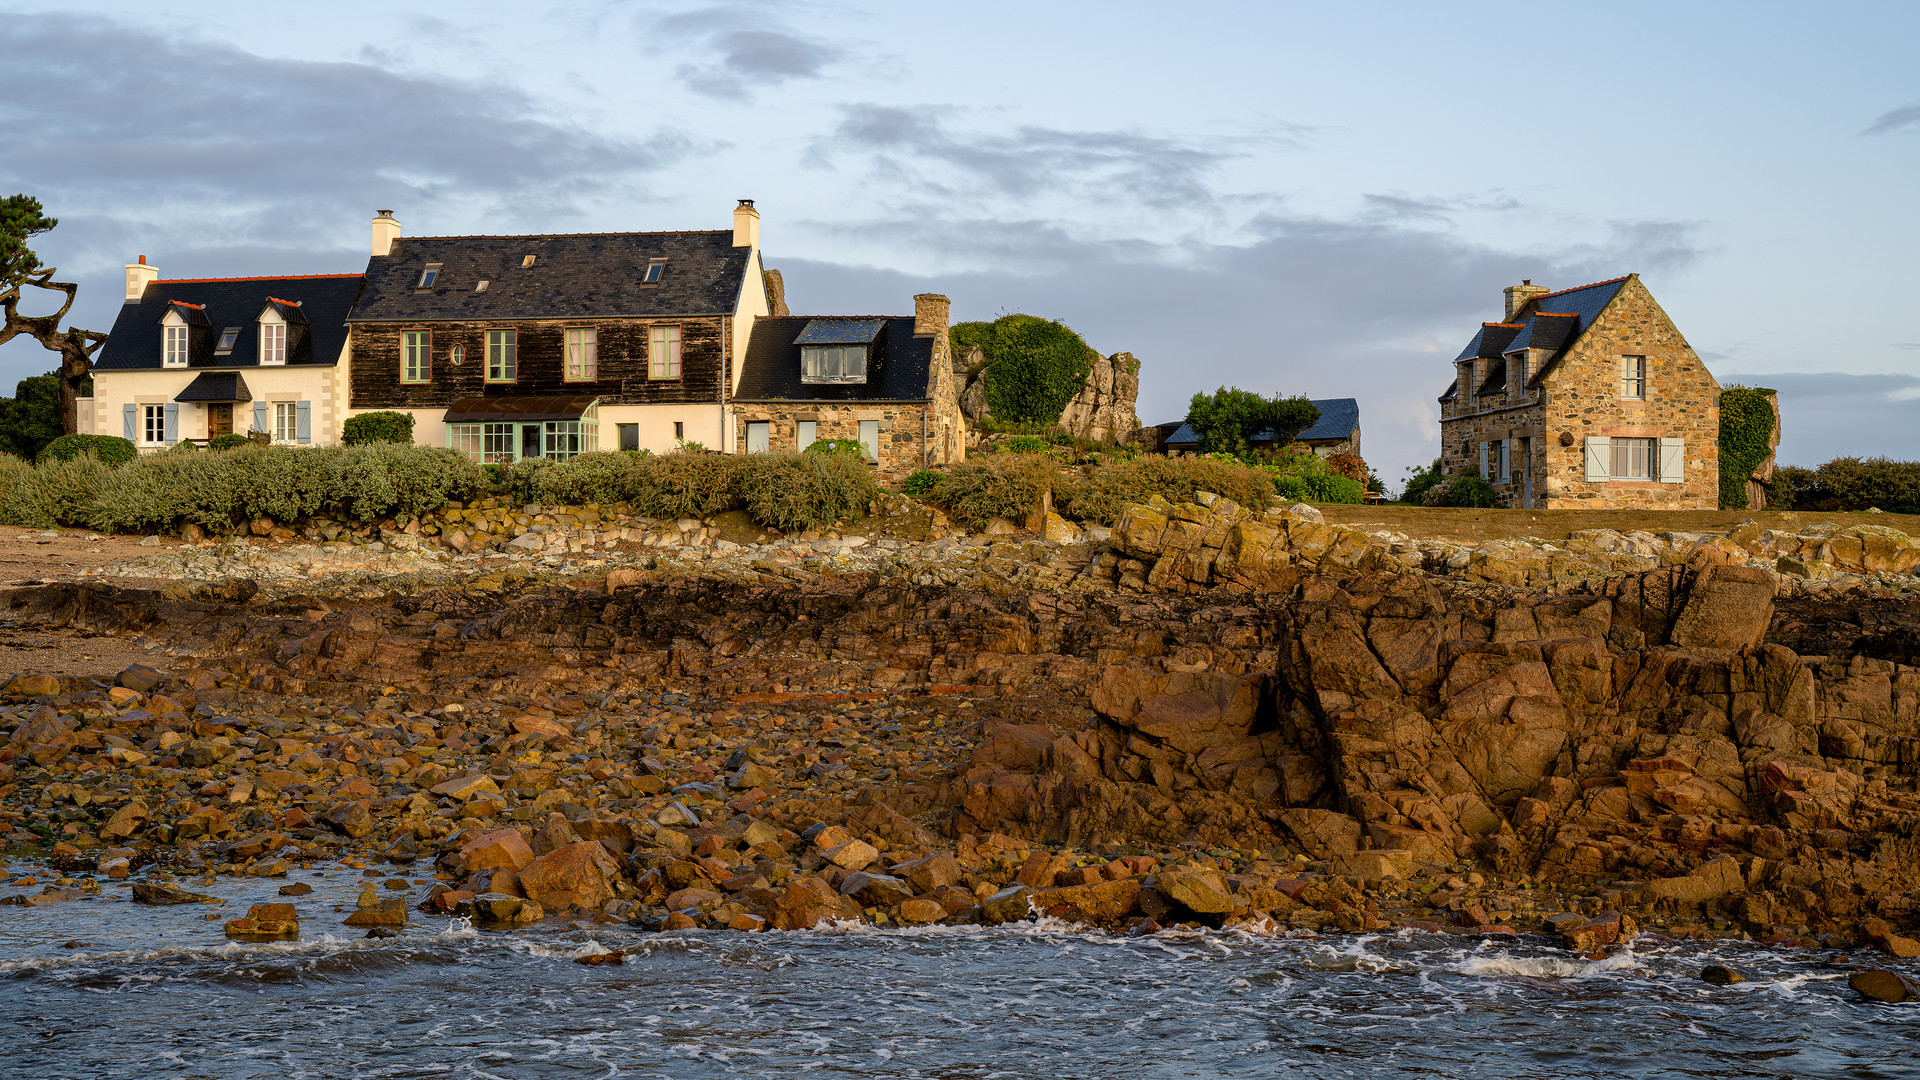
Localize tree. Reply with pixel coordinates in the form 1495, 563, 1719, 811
0, 372, 63, 460
1184, 388, 1322, 457
974, 314, 1095, 425
0, 195, 107, 436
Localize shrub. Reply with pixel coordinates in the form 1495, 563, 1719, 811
222, 446, 338, 523
805, 438, 865, 459
1002, 435, 1050, 455
975, 314, 1095, 425
87, 451, 238, 533
1062, 457, 1275, 526
1324, 451, 1370, 485
901, 469, 942, 497
928, 455, 1059, 528
1184, 388, 1319, 456
329, 444, 484, 522
627, 451, 745, 519
1400, 459, 1444, 505
732, 452, 880, 531
1717, 385, 1777, 509
1763, 465, 1817, 511
26, 456, 113, 526
1298, 472, 1364, 504
529, 452, 641, 505
342, 411, 417, 446
39, 433, 135, 467
1272, 475, 1312, 503
207, 433, 250, 452
1812, 456, 1920, 513
1423, 473, 1498, 508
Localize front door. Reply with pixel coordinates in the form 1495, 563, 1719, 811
522, 424, 542, 461
1520, 437, 1533, 509
208, 403, 233, 438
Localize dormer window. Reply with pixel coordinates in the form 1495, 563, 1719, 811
795, 318, 883, 385
260, 322, 286, 365
163, 320, 189, 368
643, 260, 666, 284
215, 327, 241, 355
416, 264, 441, 290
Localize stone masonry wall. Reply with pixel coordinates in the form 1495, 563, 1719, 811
731, 402, 940, 480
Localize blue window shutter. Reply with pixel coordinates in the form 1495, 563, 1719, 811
163, 403, 179, 445
254, 401, 269, 435
296, 400, 312, 444
122, 403, 136, 442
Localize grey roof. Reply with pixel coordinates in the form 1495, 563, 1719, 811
1477, 359, 1508, 396
174, 372, 252, 403
1451, 322, 1524, 362
1163, 397, 1362, 447
95, 274, 363, 371
794, 318, 885, 345
734, 316, 932, 403
1446, 276, 1632, 381
347, 231, 753, 322
443, 395, 599, 422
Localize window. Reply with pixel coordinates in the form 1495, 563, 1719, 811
521, 255, 537, 268
416, 265, 441, 289
486, 329, 517, 382
543, 419, 597, 461
858, 419, 879, 463
475, 280, 489, 292
674, 421, 684, 441
1508, 355, 1527, 394
260, 323, 286, 365
565, 327, 597, 382
215, 327, 241, 354
1610, 437, 1656, 480
451, 422, 517, 464
401, 330, 431, 383
617, 423, 639, 452
746, 421, 769, 453
802, 344, 867, 384
273, 402, 298, 443
649, 324, 681, 379
163, 324, 189, 368
449, 343, 465, 366
643, 261, 665, 283
1619, 355, 1646, 398
142, 404, 165, 446
796, 419, 817, 449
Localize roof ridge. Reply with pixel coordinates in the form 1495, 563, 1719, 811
1482, 321, 1524, 328
157, 273, 363, 284
395, 229, 731, 242
759, 314, 908, 320
1538, 274, 1630, 299
1533, 310, 1578, 317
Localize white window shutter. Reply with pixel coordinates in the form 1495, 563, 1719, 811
1658, 437, 1684, 483
1479, 441, 1489, 478
1584, 436, 1611, 482
253, 401, 270, 435
123, 403, 136, 442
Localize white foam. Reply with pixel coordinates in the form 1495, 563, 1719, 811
1454, 950, 1642, 978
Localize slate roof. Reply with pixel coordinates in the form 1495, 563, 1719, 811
1163, 398, 1362, 447
1445, 276, 1632, 388
734, 316, 932, 403
348, 231, 753, 322
443, 395, 599, 422
794, 318, 885, 345
95, 274, 363, 371
174, 372, 252, 403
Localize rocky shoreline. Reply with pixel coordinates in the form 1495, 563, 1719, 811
3, 495, 1919, 1000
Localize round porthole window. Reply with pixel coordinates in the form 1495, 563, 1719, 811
449, 344, 466, 366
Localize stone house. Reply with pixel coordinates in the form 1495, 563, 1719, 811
90, 262, 362, 448
1159, 397, 1363, 458
343, 201, 770, 461
1437, 274, 1720, 509
730, 294, 964, 477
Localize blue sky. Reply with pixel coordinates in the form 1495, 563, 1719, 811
2, 0, 1915, 482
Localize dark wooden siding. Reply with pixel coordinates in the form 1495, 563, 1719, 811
348, 316, 725, 409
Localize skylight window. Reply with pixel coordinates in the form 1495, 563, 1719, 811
475, 279, 489, 292
215, 327, 241, 354
521, 255, 537, 268
417, 264, 441, 289
643, 261, 666, 284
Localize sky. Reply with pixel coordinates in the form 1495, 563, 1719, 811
2, 0, 1915, 485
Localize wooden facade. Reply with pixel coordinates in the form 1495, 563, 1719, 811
347, 316, 729, 410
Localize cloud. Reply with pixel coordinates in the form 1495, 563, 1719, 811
653, 6, 843, 100
1892, 342, 1920, 350
1862, 104, 1920, 136
1360, 191, 1524, 223
809, 103, 1235, 210
1716, 372, 1920, 465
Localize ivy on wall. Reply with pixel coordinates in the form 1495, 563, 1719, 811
961, 315, 1095, 425
1717, 384, 1777, 509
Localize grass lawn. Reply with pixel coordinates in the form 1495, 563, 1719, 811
1316, 506, 1920, 546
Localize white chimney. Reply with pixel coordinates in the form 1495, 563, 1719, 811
124, 255, 158, 302
732, 199, 760, 249
372, 210, 402, 257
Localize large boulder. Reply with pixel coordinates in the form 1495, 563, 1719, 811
771, 876, 863, 930
460, 828, 534, 873
519, 840, 622, 914
1091, 665, 1261, 755
1670, 565, 1775, 650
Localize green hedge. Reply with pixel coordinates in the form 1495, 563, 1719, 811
1718, 385, 1776, 509
1063, 457, 1276, 526
928, 456, 1059, 528
38, 433, 135, 467
731, 452, 879, 531
342, 411, 417, 446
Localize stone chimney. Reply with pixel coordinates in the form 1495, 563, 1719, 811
913, 293, 950, 337
371, 210, 401, 258
1504, 279, 1550, 321
123, 255, 159, 302
732, 199, 760, 249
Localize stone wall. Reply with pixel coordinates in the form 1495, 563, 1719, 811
729, 402, 943, 478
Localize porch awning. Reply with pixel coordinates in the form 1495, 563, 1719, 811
442, 395, 599, 423
174, 371, 252, 403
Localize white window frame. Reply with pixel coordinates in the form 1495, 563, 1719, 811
259, 321, 287, 366
565, 327, 597, 382
1619, 355, 1647, 399
649, 324, 681, 380
802, 344, 867, 384
163, 322, 189, 368
272, 402, 299, 444
1610, 436, 1655, 481
858, 419, 880, 463
141, 404, 166, 446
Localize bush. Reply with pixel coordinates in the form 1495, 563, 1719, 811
627, 451, 745, 519
1002, 435, 1050, 455
1763, 465, 1817, 511
1400, 459, 1444, 505
973, 314, 1095, 425
0, 455, 111, 527
901, 469, 942, 497
39, 433, 135, 467
1297, 472, 1365, 504
529, 452, 640, 505
1324, 451, 1370, 485
342, 411, 417, 446
326, 444, 485, 522
221, 446, 339, 523
1184, 388, 1319, 456
1812, 456, 1920, 513
87, 451, 237, 533
1423, 473, 1498, 508
805, 438, 865, 459
928, 455, 1059, 528
207, 434, 250, 452
1062, 457, 1275, 526
1718, 385, 1777, 509
732, 452, 880, 531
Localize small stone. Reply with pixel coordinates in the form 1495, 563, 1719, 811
1850, 969, 1920, 1003
131, 882, 214, 905
980, 886, 1033, 925
1700, 965, 1745, 985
